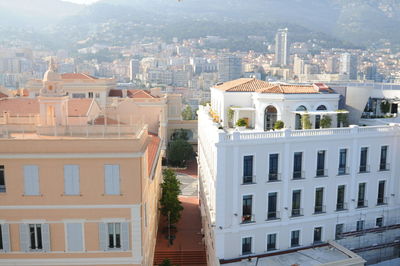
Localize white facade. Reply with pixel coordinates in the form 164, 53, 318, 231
198, 87, 400, 265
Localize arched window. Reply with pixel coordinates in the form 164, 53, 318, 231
264, 105, 277, 131
317, 105, 327, 111
295, 105, 307, 129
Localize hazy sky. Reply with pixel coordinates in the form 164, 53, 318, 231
64, 0, 100, 5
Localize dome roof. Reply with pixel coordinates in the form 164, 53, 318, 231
43, 69, 62, 82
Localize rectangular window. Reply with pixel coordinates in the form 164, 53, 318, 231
242, 195, 253, 223
267, 192, 278, 220
356, 220, 365, 231
243, 156, 254, 184
267, 233, 277, 251
242, 237, 252, 255
357, 183, 366, 208
66, 223, 84, 252
72, 93, 85, 98
336, 185, 346, 210
380, 146, 388, 170
291, 230, 300, 247
64, 165, 80, 195
0, 165, 5, 192
88, 92, 94, 98
315, 115, 321, 129
314, 188, 324, 213
293, 152, 303, 179
291, 190, 301, 216
0, 224, 3, 250
376, 217, 383, 228
377, 180, 386, 205
313, 227, 322, 243
107, 223, 121, 249
359, 147, 368, 172
335, 224, 344, 240
269, 154, 279, 181
104, 165, 120, 195
316, 150, 326, 177
24, 165, 39, 195
29, 224, 43, 250
338, 149, 347, 175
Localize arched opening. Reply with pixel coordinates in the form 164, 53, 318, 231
295, 105, 307, 130
315, 105, 327, 129
264, 105, 277, 131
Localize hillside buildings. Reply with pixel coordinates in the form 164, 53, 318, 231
218, 56, 243, 83
198, 78, 400, 265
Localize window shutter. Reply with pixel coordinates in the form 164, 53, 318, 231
113, 165, 120, 195
121, 222, 130, 251
98, 223, 107, 251
19, 224, 29, 252
24, 165, 39, 195
1, 224, 10, 252
42, 224, 51, 252
104, 165, 113, 195
66, 223, 83, 252
64, 165, 80, 195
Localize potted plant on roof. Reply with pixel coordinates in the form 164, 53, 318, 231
320, 115, 332, 128
274, 120, 285, 130
301, 113, 312, 129
236, 118, 248, 131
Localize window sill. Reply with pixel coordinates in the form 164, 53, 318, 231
337, 173, 349, 176
378, 169, 390, 172
102, 193, 123, 196
314, 175, 328, 178
335, 208, 348, 212
22, 194, 43, 197
356, 205, 368, 209
61, 194, 82, 197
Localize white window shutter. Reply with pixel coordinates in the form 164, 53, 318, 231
1, 224, 10, 252
19, 224, 29, 252
113, 165, 120, 195
104, 165, 113, 195
24, 165, 39, 195
42, 224, 51, 252
64, 165, 80, 195
66, 223, 83, 252
121, 222, 130, 251
98, 223, 107, 251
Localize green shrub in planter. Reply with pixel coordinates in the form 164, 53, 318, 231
236, 118, 247, 127
320, 115, 332, 128
301, 113, 312, 129
274, 120, 285, 130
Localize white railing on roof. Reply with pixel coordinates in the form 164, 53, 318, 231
290, 127, 352, 137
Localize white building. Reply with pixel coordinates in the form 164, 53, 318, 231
198, 78, 400, 265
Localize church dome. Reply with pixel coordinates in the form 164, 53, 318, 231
43, 57, 62, 82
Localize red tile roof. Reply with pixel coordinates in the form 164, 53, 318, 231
147, 134, 161, 176
0, 92, 8, 98
61, 73, 98, 80
214, 78, 333, 94
0, 98, 94, 117
127, 89, 158, 99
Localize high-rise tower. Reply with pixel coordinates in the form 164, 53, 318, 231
274, 28, 289, 67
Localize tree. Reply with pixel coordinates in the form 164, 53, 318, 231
380, 100, 391, 114
320, 115, 332, 128
167, 139, 194, 167
171, 129, 189, 141
236, 118, 247, 127
337, 111, 349, 127
301, 113, 312, 129
160, 169, 183, 226
159, 259, 173, 266
182, 105, 194, 120
274, 120, 285, 130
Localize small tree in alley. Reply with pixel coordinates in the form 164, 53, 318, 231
159, 169, 184, 245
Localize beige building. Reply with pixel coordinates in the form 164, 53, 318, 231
0, 62, 162, 266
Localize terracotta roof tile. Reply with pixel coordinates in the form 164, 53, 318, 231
147, 134, 161, 176
0, 98, 94, 117
127, 89, 157, 99
214, 78, 271, 92
61, 73, 98, 80
257, 84, 322, 94
0, 92, 8, 98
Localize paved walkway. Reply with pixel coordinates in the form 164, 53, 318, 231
154, 161, 206, 265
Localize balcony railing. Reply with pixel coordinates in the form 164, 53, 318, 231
242, 175, 256, 185
337, 167, 349, 176
379, 163, 390, 171
266, 211, 280, 221
357, 199, 368, 208
377, 197, 388, 206
291, 208, 303, 217
359, 164, 370, 173
241, 214, 255, 224
267, 173, 281, 182
314, 205, 326, 214
292, 171, 305, 180
0, 185, 5, 193
315, 169, 328, 177
336, 202, 348, 211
